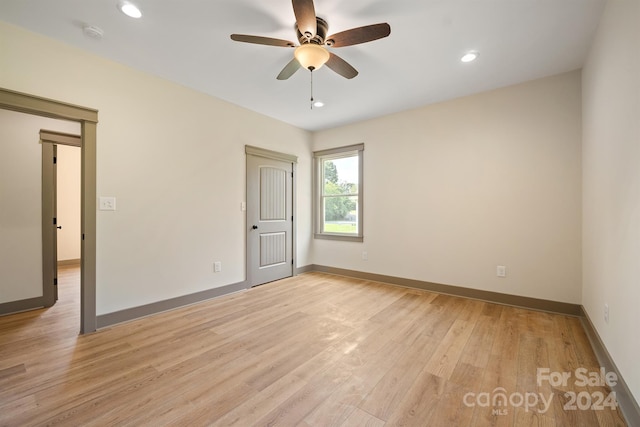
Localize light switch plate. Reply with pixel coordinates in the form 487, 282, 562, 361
99, 196, 116, 211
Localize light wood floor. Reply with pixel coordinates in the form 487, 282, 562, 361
0, 266, 626, 426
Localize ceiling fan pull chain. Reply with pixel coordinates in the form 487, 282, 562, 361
310, 68, 314, 110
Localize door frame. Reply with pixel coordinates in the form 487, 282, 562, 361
0, 88, 98, 334
245, 145, 297, 287
41, 130, 82, 307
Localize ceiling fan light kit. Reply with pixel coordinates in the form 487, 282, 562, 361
294, 44, 330, 70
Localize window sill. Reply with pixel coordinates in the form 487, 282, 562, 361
314, 233, 364, 242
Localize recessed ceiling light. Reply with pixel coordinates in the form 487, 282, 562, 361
461, 51, 479, 63
313, 101, 325, 108
118, 1, 142, 18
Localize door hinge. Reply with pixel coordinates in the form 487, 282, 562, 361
82, 233, 85, 240
291, 172, 293, 178
53, 156, 57, 164
54, 278, 58, 286
291, 215, 293, 222
291, 259, 294, 265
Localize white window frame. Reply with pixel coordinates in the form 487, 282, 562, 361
313, 144, 364, 242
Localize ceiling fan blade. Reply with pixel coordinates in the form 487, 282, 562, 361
326, 53, 358, 79
230, 34, 296, 47
292, 0, 317, 38
277, 58, 302, 80
326, 23, 391, 47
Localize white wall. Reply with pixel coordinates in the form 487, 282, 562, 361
0, 21, 312, 315
312, 71, 583, 304
582, 0, 640, 402
0, 109, 79, 304
56, 144, 81, 261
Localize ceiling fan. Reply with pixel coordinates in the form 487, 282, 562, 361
230, 0, 391, 80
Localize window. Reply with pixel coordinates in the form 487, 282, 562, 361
314, 144, 364, 241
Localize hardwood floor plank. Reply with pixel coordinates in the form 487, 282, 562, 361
209, 374, 307, 427
471, 312, 520, 427
76, 348, 257, 426
548, 314, 581, 387
340, 407, 385, 427
359, 332, 437, 420
253, 364, 353, 426
368, 292, 423, 324
551, 385, 601, 427
516, 334, 551, 414
302, 338, 409, 426
302, 376, 367, 426
459, 313, 500, 369
22, 366, 161, 426
513, 407, 556, 427
0, 394, 37, 422
424, 318, 476, 380
567, 316, 600, 368
135, 379, 256, 426
0, 363, 25, 380
241, 319, 355, 391
419, 296, 463, 341
428, 381, 478, 427
382, 368, 447, 426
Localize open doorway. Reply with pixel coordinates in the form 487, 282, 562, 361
0, 111, 79, 311
0, 87, 97, 333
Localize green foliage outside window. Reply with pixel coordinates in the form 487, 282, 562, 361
323, 160, 357, 222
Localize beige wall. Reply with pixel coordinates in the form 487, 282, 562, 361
56, 144, 81, 261
582, 0, 640, 402
0, 21, 312, 315
312, 71, 583, 304
0, 109, 79, 304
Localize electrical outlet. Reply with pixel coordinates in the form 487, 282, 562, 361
214, 261, 221, 273
604, 304, 609, 324
497, 265, 506, 278
362, 251, 368, 261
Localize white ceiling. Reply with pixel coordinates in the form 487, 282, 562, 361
0, 0, 605, 131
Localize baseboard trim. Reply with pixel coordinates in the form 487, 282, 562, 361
0, 296, 45, 316
295, 264, 316, 275
96, 280, 248, 329
580, 309, 640, 426
58, 258, 81, 266
305, 264, 582, 316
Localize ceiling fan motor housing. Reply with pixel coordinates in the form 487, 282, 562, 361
298, 17, 329, 45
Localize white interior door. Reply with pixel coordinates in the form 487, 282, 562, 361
247, 152, 294, 287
